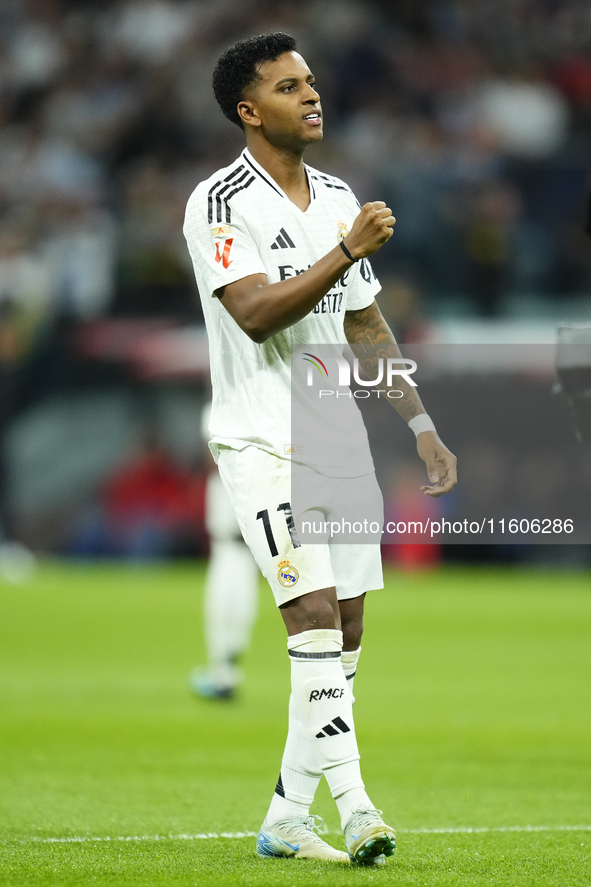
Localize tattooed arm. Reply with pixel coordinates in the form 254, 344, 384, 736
344, 300, 425, 422
344, 300, 457, 497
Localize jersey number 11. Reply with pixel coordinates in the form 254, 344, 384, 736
256, 502, 301, 557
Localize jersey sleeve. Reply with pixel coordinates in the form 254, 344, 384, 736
345, 257, 381, 310
183, 188, 267, 296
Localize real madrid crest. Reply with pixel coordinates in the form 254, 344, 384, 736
277, 558, 299, 587
337, 220, 349, 242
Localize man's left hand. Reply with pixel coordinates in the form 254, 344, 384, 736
416, 432, 457, 497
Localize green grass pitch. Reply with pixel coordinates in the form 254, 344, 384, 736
1, 561, 590, 886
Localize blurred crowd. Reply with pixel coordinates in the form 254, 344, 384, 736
1, 0, 590, 342
2, 0, 591, 557
67, 426, 207, 559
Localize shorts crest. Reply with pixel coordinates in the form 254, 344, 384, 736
277, 559, 299, 587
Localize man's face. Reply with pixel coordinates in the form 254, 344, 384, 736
240, 51, 323, 149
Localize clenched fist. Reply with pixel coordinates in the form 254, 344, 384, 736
344, 201, 396, 259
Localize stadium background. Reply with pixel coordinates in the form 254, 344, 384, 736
1, 0, 591, 566
1, 3, 591, 886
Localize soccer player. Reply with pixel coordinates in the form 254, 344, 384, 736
191, 461, 259, 700
184, 33, 457, 865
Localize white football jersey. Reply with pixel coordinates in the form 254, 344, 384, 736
183, 148, 381, 476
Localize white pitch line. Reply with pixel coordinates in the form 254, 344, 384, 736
4, 825, 591, 845
403, 825, 591, 835
6, 832, 258, 844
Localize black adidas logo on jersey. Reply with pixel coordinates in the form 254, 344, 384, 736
315, 716, 351, 738
270, 228, 296, 250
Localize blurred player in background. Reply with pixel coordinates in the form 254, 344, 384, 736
553, 180, 591, 445
191, 406, 259, 699
184, 33, 456, 866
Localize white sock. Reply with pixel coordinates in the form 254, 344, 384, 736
334, 778, 374, 830
341, 646, 361, 704
336, 647, 371, 826
265, 691, 322, 825
203, 540, 258, 687
287, 629, 373, 828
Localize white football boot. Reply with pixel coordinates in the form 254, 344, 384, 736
343, 807, 396, 865
256, 814, 349, 862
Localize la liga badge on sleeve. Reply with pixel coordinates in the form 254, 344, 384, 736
210, 224, 232, 238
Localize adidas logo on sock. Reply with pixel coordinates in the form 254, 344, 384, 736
270, 228, 296, 249
274, 772, 285, 798
315, 716, 351, 738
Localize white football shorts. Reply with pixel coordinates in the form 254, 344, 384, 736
216, 445, 383, 607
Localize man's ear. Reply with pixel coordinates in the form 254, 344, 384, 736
237, 100, 261, 129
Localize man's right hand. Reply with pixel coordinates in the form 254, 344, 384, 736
218, 202, 396, 343
344, 201, 396, 259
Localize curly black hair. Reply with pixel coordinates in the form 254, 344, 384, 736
212, 32, 298, 129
